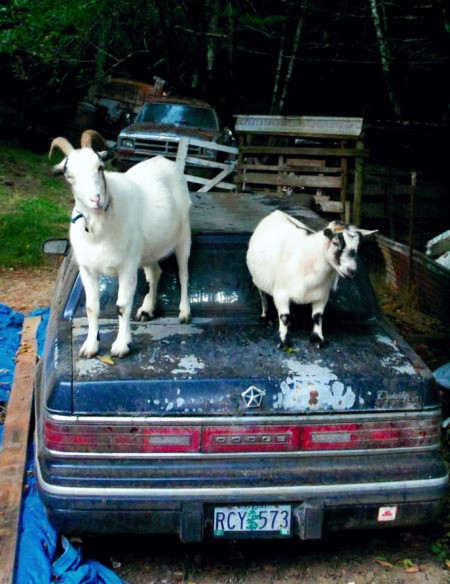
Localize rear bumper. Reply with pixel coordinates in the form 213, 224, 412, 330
36, 458, 448, 541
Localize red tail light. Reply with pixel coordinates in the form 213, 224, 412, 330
44, 417, 440, 455
302, 420, 440, 450
44, 420, 201, 453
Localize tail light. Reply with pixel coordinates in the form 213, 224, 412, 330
44, 420, 201, 453
302, 419, 440, 450
44, 416, 440, 455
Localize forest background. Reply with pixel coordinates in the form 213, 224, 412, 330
0, 0, 448, 172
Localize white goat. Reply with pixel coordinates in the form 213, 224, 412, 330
50, 130, 192, 358
246, 210, 376, 348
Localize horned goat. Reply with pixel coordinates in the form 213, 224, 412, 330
246, 210, 376, 348
49, 129, 192, 358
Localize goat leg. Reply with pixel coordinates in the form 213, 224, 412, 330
309, 298, 328, 348
111, 269, 137, 357
79, 266, 100, 358
175, 232, 191, 324
137, 264, 162, 321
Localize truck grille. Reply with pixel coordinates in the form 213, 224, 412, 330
135, 137, 202, 158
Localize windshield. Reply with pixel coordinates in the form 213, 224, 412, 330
135, 103, 219, 130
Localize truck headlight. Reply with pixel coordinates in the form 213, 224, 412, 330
120, 138, 134, 149
201, 147, 215, 160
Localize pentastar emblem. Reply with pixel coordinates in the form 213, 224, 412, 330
242, 385, 266, 408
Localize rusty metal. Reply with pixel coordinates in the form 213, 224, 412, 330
377, 234, 450, 325
0, 316, 40, 584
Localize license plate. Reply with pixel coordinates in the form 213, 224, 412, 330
213, 504, 291, 537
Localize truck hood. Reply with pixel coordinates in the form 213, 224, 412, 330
46, 315, 436, 416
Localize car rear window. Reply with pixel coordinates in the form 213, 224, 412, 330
73, 239, 378, 323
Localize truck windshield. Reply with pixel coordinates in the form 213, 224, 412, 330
136, 103, 218, 130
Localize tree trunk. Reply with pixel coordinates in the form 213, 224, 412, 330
369, 0, 402, 118
270, 1, 308, 115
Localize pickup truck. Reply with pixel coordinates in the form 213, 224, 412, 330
115, 97, 235, 171
35, 191, 448, 542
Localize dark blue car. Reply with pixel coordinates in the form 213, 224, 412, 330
35, 192, 448, 542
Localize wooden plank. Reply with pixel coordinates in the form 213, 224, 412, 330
238, 163, 342, 174
185, 137, 239, 156
234, 115, 363, 138
239, 146, 369, 157
197, 165, 236, 192
235, 172, 342, 189
286, 158, 325, 167
175, 137, 189, 171
0, 316, 41, 584
185, 173, 236, 191
313, 195, 344, 213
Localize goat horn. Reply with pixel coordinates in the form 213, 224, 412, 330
49, 137, 74, 159
81, 129, 108, 150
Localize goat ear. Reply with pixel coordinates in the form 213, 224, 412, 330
98, 150, 109, 161
52, 160, 66, 176
358, 228, 378, 238
323, 228, 334, 240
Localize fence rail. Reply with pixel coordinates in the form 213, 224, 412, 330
176, 137, 238, 192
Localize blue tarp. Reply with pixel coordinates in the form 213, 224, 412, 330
0, 304, 24, 402
434, 362, 450, 391
0, 304, 127, 584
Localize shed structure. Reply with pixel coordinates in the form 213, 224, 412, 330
234, 115, 367, 226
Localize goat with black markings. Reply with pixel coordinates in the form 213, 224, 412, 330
50, 130, 192, 358
246, 210, 376, 348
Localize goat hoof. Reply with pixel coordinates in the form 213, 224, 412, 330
179, 314, 192, 324
278, 338, 291, 350
79, 350, 98, 359
110, 344, 131, 358
309, 333, 326, 349
137, 310, 153, 322
79, 341, 99, 359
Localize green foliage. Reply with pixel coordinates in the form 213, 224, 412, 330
0, 142, 71, 268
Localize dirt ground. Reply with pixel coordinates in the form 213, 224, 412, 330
1, 264, 450, 584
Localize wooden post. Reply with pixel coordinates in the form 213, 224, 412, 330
407, 171, 417, 293
353, 140, 365, 227
340, 140, 348, 222
0, 316, 40, 584
176, 137, 189, 172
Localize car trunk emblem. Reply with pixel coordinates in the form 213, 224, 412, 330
242, 385, 266, 408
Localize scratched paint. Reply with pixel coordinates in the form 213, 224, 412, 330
72, 318, 209, 341
381, 359, 417, 375
375, 333, 399, 348
273, 358, 357, 411
171, 355, 206, 375
375, 333, 417, 375
134, 317, 210, 341
75, 357, 109, 376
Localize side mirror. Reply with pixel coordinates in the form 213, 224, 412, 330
42, 238, 70, 256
